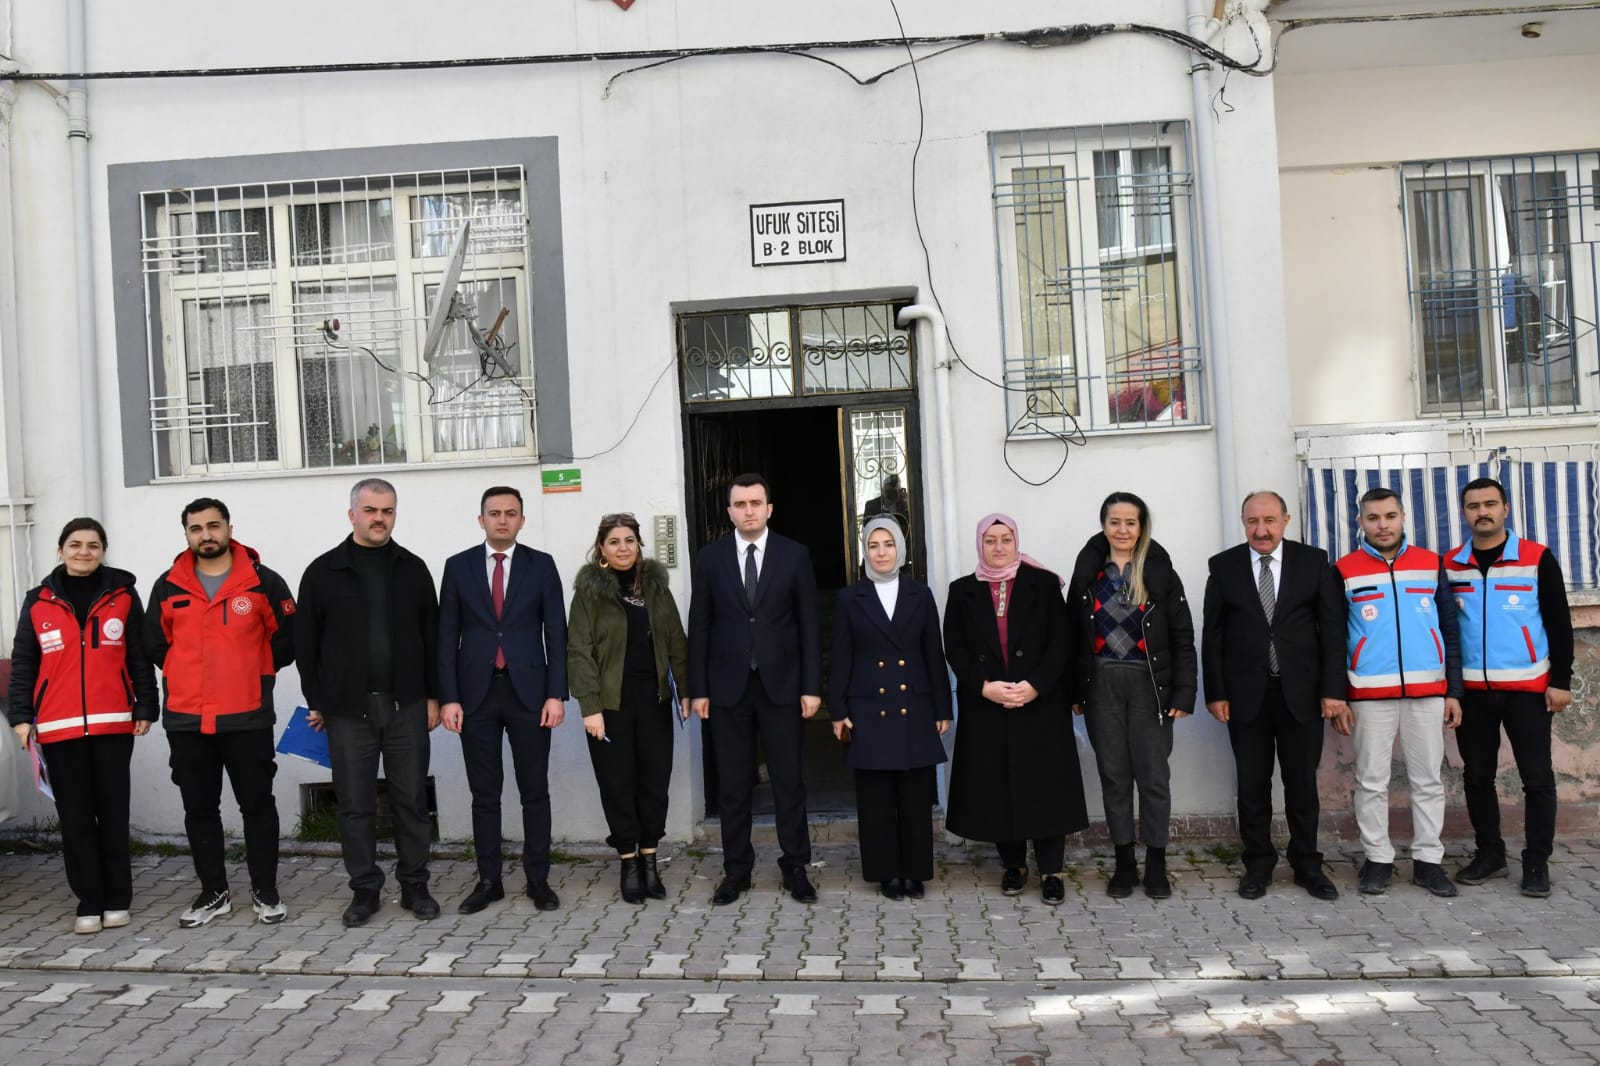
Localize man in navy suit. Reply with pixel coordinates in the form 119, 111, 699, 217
438, 486, 568, 914
689, 473, 822, 905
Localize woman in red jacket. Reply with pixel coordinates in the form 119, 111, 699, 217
8, 518, 159, 933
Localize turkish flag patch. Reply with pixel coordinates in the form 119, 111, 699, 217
611, 0, 637, 9
281, 599, 297, 615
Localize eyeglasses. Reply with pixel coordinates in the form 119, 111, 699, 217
600, 512, 637, 525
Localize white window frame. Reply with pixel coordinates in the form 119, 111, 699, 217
1401, 151, 1600, 420
147, 168, 534, 477
992, 123, 1203, 434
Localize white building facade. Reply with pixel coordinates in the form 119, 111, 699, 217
1, 0, 1593, 843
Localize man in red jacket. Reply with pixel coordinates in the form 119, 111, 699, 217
146, 498, 296, 928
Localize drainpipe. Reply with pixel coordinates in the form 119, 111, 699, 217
2, 62, 36, 644
1187, 0, 1239, 542
895, 304, 959, 590
68, 0, 103, 516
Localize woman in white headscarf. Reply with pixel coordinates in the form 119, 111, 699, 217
828, 518, 952, 900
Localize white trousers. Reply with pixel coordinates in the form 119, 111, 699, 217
1351, 697, 1447, 864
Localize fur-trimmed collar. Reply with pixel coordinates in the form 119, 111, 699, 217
574, 557, 669, 601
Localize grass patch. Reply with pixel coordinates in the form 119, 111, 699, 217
128, 838, 183, 858
683, 846, 709, 860
293, 807, 341, 843
225, 842, 248, 863
1205, 842, 1241, 865
547, 847, 579, 864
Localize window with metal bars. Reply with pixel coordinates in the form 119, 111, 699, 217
991, 122, 1205, 435
140, 167, 534, 477
1401, 150, 1600, 418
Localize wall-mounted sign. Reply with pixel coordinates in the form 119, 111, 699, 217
541, 468, 582, 494
750, 199, 846, 267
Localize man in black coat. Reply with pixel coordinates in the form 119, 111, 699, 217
296, 478, 441, 927
688, 473, 822, 906
1201, 490, 1346, 900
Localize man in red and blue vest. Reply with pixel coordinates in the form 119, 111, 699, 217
1329, 488, 1463, 898
1445, 477, 1573, 898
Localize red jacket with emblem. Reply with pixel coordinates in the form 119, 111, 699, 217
6, 565, 160, 743
143, 541, 296, 733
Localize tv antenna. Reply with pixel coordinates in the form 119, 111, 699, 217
420, 220, 518, 378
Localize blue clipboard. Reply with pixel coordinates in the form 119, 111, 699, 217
668, 669, 684, 730
276, 705, 332, 769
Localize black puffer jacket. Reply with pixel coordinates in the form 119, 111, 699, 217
1066, 532, 1198, 723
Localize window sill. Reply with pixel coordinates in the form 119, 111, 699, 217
151, 453, 542, 486
1007, 421, 1213, 442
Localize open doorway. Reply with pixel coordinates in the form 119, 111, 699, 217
678, 299, 925, 819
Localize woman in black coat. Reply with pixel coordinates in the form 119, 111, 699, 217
1067, 492, 1197, 900
944, 513, 1088, 905
829, 518, 952, 900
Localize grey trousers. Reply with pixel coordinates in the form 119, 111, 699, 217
1084, 661, 1174, 849
325, 695, 432, 895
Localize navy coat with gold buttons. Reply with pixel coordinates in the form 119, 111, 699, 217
827, 576, 952, 771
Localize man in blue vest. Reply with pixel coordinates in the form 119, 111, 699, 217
1444, 478, 1574, 897
1329, 488, 1463, 898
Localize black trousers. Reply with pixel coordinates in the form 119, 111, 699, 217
167, 727, 279, 896
854, 765, 936, 882
461, 674, 552, 883
586, 677, 674, 855
1457, 688, 1556, 861
997, 835, 1066, 875
42, 734, 135, 916
710, 667, 811, 879
1226, 677, 1324, 874
325, 695, 431, 894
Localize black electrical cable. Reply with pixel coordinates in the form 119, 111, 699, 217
3, 24, 1267, 84
566, 353, 679, 462
887, 0, 1086, 486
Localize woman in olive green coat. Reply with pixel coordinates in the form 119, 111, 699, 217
568, 513, 690, 904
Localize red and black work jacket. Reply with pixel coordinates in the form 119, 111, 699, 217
6, 565, 159, 744
143, 541, 296, 733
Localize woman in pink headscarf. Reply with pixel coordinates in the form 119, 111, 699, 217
943, 514, 1088, 905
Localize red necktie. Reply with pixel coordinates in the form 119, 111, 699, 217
492, 552, 507, 669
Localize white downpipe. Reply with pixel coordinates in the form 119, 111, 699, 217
1187, 0, 1239, 541
69, 0, 103, 517
895, 304, 960, 590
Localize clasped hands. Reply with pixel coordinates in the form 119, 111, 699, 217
981, 679, 1038, 708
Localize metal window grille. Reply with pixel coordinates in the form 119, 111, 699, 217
140, 166, 534, 478
991, 122, 1205, 435
1401, 150, 1600, 418
678, 301, 912, 404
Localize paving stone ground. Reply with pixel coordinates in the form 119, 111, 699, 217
2, 838, 1599, 1062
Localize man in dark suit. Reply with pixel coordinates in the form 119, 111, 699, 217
438, 486, 568, 914
689, 473, 822, 905
1202, 490, 1346, 900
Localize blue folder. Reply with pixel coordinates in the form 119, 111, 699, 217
276, 705, 332, 769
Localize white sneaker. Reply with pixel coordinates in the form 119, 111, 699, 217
178, 888, 231, 928
251, 888, 288, 925
73, 915, 103, 935
102, 910, 131, 929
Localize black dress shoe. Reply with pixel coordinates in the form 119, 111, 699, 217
1411, 861, 1458, 898
1293, 869, 1339, 900
710, 875, 751, 906
342, 890, 381, 928
620, 857, 647, 905
1000, 867, 1028, 896
782, 869, 818, 904
904, 879, 925, 900
526, 878, 561, 911
458, 880, 505, 915
880, 877, 905, 901
1238, 871, 1270, 899
1041, 875, 1065, 906
400, 886, 441, 919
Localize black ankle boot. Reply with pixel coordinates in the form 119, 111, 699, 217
1108, 843, 1138, 898
620, 856, 646, 904
1143, 846, 1171, 899
638, 852, 666, 900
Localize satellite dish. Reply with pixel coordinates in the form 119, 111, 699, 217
420, 220, 471, 367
